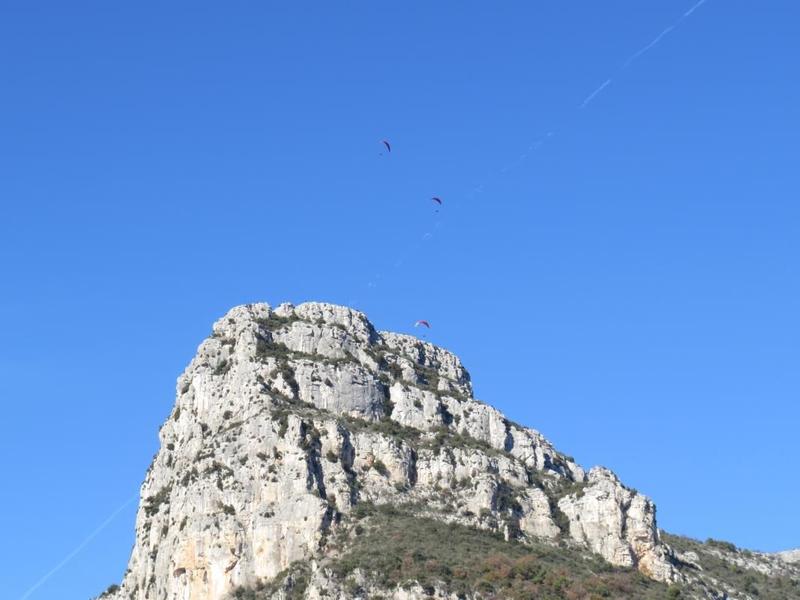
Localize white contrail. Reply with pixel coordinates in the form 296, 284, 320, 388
624, 0, 709, 68
624, 25, 675, 67
18, 494, 138, 600
684, 0, 708, 17
580, 78, 612, 108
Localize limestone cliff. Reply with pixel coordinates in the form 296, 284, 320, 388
101, 302, 797, 600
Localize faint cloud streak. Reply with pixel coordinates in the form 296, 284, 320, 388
19, 495, 137, 600
624, 0, 709, 68
580, 78, 613, 108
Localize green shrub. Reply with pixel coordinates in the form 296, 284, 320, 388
372, 459, 389, 477
551, 505, 571, 535
341, 415, 421, 444
98, 584, 120, 598
213, 360, 230, 376
276, 413, 289, 438
549, 477, 588, 501
495, 484, 523, 513
179, 467, 198, 486
143, 485, 172, 517
706, 538, 738, 553
667, 585, 682, 598
255, 338, 292, 361
254, 313, 300, 331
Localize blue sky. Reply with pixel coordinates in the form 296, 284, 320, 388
1, 2, 798, 598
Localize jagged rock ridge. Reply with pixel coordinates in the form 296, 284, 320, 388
102, 302, 796, 600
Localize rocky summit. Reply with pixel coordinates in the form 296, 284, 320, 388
101, 302, 799, 600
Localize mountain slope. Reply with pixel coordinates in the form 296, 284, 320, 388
100, 302, 797, 600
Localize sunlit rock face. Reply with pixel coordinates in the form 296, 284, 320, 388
105, 302, 681, 600
777, 549, 800, 564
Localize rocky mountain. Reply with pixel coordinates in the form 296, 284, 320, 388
100, 302, 799, 600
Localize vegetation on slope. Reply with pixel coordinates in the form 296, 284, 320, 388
663, 533, 800, 600
231, 503, 684, 599
328, 503, 683, 599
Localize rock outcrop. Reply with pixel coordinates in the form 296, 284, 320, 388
777, 549, 800, 565
103, 302, 744, 600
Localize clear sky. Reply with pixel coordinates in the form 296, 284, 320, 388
1, 2, 798, 598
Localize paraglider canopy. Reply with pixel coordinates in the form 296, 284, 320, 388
381, 139, 391, 153
431, 197, 442, 205
414, 320, 431, 328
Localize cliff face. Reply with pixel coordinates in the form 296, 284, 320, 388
102, 302, 795, 600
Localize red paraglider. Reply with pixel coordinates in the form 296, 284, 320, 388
414, 320, 431, 329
